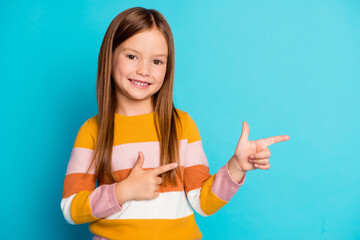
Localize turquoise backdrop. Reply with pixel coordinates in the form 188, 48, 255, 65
1, 0, 359, 239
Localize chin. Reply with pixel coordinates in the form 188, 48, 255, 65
129, 94, 152, 101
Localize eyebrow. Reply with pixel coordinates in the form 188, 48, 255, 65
122, 47, 167, 58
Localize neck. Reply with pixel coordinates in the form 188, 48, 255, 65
116, 97, 154, 116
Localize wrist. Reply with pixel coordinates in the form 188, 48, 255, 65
229, 155, 246, 174
114, 180, 133, 205
228, 155, 246, 184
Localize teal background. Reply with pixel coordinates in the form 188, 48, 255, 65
1, 0, 359, 239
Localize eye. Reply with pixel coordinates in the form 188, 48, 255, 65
153, 59, 163, 65
127, 55, 137, 60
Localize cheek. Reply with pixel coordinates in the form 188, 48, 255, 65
114, 58, 133, 77
153, 66, 167, 82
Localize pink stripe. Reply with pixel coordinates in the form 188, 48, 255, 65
67, 139, 200, 174
211, 161, 245, 201
66, 148, 96, 175
89, 183, 122, 219
111, 140, 187, 171
93, 236, 108, 240
93, 235, 200, 240
184, 140, 209, 167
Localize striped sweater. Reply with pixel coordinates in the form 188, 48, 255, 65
60, 109, 245, 240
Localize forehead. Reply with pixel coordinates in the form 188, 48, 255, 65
119, 28, 168, 56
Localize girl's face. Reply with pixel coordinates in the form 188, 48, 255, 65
111, 28, 168, 110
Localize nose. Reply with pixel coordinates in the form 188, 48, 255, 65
136, 59, 150, 77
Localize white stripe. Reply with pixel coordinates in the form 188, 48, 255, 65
61, 194, 76, 224
186, 188, 208, 217
105, 191, 194, 219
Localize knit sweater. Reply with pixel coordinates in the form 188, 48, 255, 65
60, 109, 245, 240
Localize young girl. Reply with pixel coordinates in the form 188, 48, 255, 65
60, 7, 289, 240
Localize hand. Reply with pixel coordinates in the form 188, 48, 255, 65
114, 151, 178, 204
230, 121, 290, 174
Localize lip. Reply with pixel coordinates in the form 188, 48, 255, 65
128, 78, 151, 89
129, 78, 151, 84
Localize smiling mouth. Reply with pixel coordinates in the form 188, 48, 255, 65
128, 78, 151, 87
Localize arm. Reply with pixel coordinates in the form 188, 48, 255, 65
183, 114, 246, 216
60, 119, 123, 225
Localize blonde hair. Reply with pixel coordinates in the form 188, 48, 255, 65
87, 7, 181, 187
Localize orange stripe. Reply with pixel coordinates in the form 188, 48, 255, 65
73, 118, 97, 149
71, 191, 98, 224
106, 167, 185, 193
185, 113, 202, 143
113, 113, 186, 145
183, 165, 211, 192
62, 173, 96, 198
63, 167, 186, 199
74, 109, 201, 147
63, 164, 208, 198
200, 175, 227, 215
89, 214, 202, 240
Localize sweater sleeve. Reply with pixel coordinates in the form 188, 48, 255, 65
60, 119, 123, 225
183, 113, 246, 216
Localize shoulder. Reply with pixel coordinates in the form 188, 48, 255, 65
174, 108, 201, 142
174, 108, 193, 122
86, 114, 99, 134
174, 108, 187, 121
79, 114, 99, 135
73, 114, 99, 149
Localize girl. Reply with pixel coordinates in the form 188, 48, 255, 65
60, 7, 290, 240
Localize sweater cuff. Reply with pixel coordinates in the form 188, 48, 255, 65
89, 183, 122, 219
109, 183, 123, 211
211, 161, 245, 202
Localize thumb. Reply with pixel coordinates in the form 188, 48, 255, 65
133, 151, 144, 170
240, 121, 250, 142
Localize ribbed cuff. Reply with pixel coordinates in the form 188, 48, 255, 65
210, 161, 245, 201
89, 183, 122, 219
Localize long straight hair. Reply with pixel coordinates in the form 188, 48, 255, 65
87, 7, 182, 187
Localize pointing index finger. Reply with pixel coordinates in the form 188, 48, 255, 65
261, 135, 290, 147
151, 163, 178, 176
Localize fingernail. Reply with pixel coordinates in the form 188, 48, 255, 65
250, 155, 255, 158
249, 159, 254, 163
173, 163, 178, 167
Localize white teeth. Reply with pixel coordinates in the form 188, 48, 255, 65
131, 79, 149, 86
